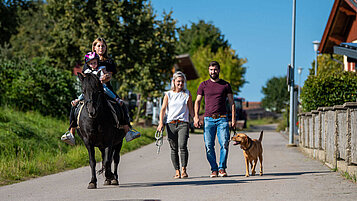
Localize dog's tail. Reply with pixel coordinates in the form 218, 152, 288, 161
259, 130, 263, 142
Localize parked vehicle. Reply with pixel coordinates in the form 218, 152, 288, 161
226, 97, 248, 129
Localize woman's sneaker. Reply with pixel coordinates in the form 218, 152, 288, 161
61, 131, 75, 145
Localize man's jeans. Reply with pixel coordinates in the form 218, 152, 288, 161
203, 117, 230, 171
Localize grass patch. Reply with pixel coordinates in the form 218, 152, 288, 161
342, 171, 357, 183
247, 117, 279, 128
0, 106, 156, 186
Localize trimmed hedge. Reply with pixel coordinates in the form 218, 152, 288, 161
301, 71, 357, 112
0, 57, 77, 118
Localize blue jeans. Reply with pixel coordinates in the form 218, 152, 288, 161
203, 117, 230, 171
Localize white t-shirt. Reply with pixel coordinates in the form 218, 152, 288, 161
165, 90, 190, 123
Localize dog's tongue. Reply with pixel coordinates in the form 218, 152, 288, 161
233, 141, 239, 145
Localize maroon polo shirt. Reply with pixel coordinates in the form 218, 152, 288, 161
197, 79, 233, 117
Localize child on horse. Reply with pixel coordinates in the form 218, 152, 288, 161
61, 52, 139, 145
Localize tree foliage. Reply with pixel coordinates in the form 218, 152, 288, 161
301, 71, 357, 112
300, 53, 352, 112
9, 1, 51, 59
261, 76, 289, 113
177, 20, 230, 55
0, 0, 34, 47
178, 20, 246, 99
309, 54, 344, 76
187, 46, 247, 100
45, 0, 177, 98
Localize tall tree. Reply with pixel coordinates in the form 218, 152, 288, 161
177, 20, 230, 55
187, 46, 247, 100
45, 0, 97, 69
0, 0, 34, 47
177, 20, 246, 100
309, 54, 344, 76
45, 0, 177, 98
261, 76, 289, 113
10, 1, 51, 59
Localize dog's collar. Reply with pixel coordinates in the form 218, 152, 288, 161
243, 137, 253, 151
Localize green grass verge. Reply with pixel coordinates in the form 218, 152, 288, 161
246, 117, 279, 128
0, 106, 156, 186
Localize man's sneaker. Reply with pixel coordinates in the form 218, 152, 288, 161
210, 171, 218, 178
125, 129, 141, 142
61, 131, 75, 145
218, 169, 228, 177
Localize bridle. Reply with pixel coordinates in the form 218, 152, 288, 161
85, 90, 104, 119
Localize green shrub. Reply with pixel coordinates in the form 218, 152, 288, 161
0, 57, 77, 118
301, 71, 357, 112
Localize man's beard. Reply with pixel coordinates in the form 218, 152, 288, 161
210, 73, 219, 80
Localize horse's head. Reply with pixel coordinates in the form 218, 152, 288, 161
78, 73, 104, 118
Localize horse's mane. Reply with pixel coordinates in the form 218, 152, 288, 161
82, 73, 103, 93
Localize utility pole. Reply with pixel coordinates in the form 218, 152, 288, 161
313, 41, 320, 75
288, 0, 296, 146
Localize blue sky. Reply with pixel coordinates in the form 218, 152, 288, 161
151, 0, 334, 102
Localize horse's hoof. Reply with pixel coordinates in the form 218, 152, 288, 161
104, 179, 111, 185
88, 183, 97, 189
111, 179, 119, 185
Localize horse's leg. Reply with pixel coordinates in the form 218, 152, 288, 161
86, 144, 97, 189
99, 147, 106, 173
97, 147, 110, 185
103, 146, 115, 185
111, 141, 123, 185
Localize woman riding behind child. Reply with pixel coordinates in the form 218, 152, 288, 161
61, 39, 139, 145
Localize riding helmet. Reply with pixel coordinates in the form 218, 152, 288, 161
84, 52, 99, 63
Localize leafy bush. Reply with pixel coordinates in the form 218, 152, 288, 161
301, 71, 357, 112
0, 57, 77, 118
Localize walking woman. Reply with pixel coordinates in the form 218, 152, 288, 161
157, 71, 194, 179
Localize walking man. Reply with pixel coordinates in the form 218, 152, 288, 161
194, 61, 236, 177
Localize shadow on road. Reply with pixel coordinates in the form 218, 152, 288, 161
118, 170, 330, 188
262, 170, 331, 177
119, 177, 291, 188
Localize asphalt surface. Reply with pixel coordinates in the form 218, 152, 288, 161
1, 124, 357, 201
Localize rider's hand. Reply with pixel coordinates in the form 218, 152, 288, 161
194, 116, 201, 128
100, 73, 111, 83
71, 99, 79, 106
115, 98, 123, 105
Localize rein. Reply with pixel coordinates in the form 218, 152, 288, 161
77, 101, 85, 129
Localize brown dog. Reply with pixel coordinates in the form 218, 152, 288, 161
231, 131, 263, 177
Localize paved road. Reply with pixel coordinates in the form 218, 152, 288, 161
1, 125, 357, 201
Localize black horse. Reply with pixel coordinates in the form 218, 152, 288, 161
77, 73, 126, 189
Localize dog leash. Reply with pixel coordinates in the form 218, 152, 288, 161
231, 126, 237, 135
155, 129, 163, 154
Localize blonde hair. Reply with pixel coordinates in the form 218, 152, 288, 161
92, 37, 109, 59
171, 71, 187, 92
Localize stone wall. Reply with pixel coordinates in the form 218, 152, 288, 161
298, 102, 357, 177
